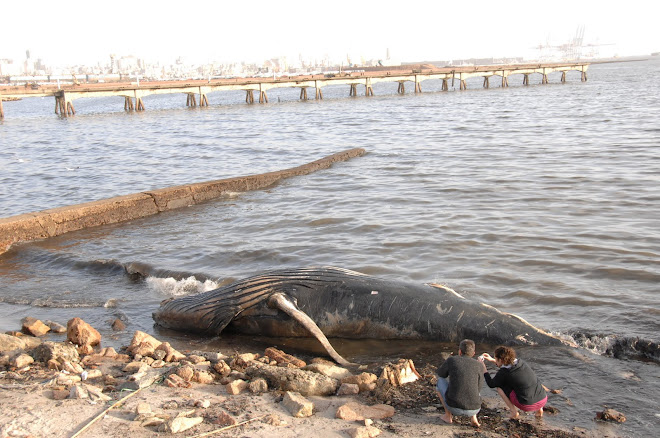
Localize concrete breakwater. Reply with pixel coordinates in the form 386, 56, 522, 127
0, 148, 366, 255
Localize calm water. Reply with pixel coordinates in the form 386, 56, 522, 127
1, 60, 659, 435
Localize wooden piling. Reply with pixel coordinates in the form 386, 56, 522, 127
442, 79, 448, 91
523, 74, 529, 85
415, 81, 422, 93
561, 72, 566, 83
349, 84, 357, 96
483, 77, 489, 88
460, 80, 467, 91
0, 97, 4, 119
398, 82, 405, 94
246, 90, 254, 103
200, 94, 209, 106
300, 88, 308, 100
259, 90, 268, 103
136, 97, 145, 111
315, 88, 323, 99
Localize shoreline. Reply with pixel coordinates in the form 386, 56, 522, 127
1, 320, 621, 438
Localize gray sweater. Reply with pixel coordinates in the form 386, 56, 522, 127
437, 355, 484, 410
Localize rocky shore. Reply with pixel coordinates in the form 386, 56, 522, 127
1, 317, 623, 438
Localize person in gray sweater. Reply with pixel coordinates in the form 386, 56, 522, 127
436, 339, 484, 427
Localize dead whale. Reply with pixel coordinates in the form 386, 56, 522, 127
153, 266, 571, 365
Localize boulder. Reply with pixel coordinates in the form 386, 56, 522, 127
9, 353, 34, 368
346, 425, 382, 438
336, 402, 395, 421
246, 362, 339, 396
66, 318, 101, 347
341, 372, 378, 392
264, 347, 306, 368
0, 333, 41, 353
282, 391, 314, 418
30, 342, 80, 363
128, 331, 161, 355
111, 318, 126, 331
226, 379, 248, 395
21, 317, 51, 337
596, 408, 626, 423
45, 321, 67, 334
337, 383, 360, 396
303, 362, 353, 380
249, 377, 269, 393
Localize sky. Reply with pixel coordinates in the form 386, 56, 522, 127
2, 1, 657, 67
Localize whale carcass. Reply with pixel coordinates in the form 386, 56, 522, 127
153, 267, 570, 365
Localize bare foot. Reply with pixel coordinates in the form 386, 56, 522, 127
509, 410, 520, 420
470, 416, 481, 427
439, 413, 453, 424
535, 408, 544, 418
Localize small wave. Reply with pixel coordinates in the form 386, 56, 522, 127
0, 296, 119, 309
567, 331, 659, 364
146, 275, 220, 297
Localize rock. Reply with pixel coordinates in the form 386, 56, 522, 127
379, 359, 420, 386
47, 359, 60, 370
134, 402, 154, 420
131, 342, 157, 357
142, 416, 168, 427
30, 341, 80, 363
111, 318, 126, 331
155, 342, 185, 362
210, 410, 237, 426
336, 402, 395, 421
85, 369, 103, 380
176, 365, 195, 382
123, 361, 149, 374
246, 362, 339, 396
193, 370, 215, 384
128, 331, 161, 355
119, 367, 164, 391
9, 353, 34, 368
69, 384, 89, 399
0, 333, 41, 353
596, 408, 626, 423
265, 347, 306, 368
282, 391, 314, 418
45, 321, 67, 334
166, 416, 203, 434
213, 360, 231, 376
52, 389, 69, 400
77, 344, 95, 355
303, 362, 353, 380
100, 347, 118, 357
341, 373, 378, 392
196, 351, 228, 362
21, 317, 51, 337
61, 360, 84, 374
66, 318, 101, 347
249, 377, 269, 393
186, 354, 208, 365
262, 413, 284, 426
226, 379, 248, 395
337, 383, 360, 396
346, 425, 382, 438
165, 374, 191, 388
195, 399, 211, 409
86, 384, 112, 401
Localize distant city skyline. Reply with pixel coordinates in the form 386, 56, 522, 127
3, 1, 657, 69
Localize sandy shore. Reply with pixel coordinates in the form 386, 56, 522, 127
0, 335, 617, 438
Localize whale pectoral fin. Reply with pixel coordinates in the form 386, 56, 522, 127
268, 292, 355, 367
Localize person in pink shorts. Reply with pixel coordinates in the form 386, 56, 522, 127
479, 346, 547, 419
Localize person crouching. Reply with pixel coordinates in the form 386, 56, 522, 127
435, 339, 484, 427
479, 346, 547, 419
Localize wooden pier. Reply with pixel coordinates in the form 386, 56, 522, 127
0, 62, 589, 119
